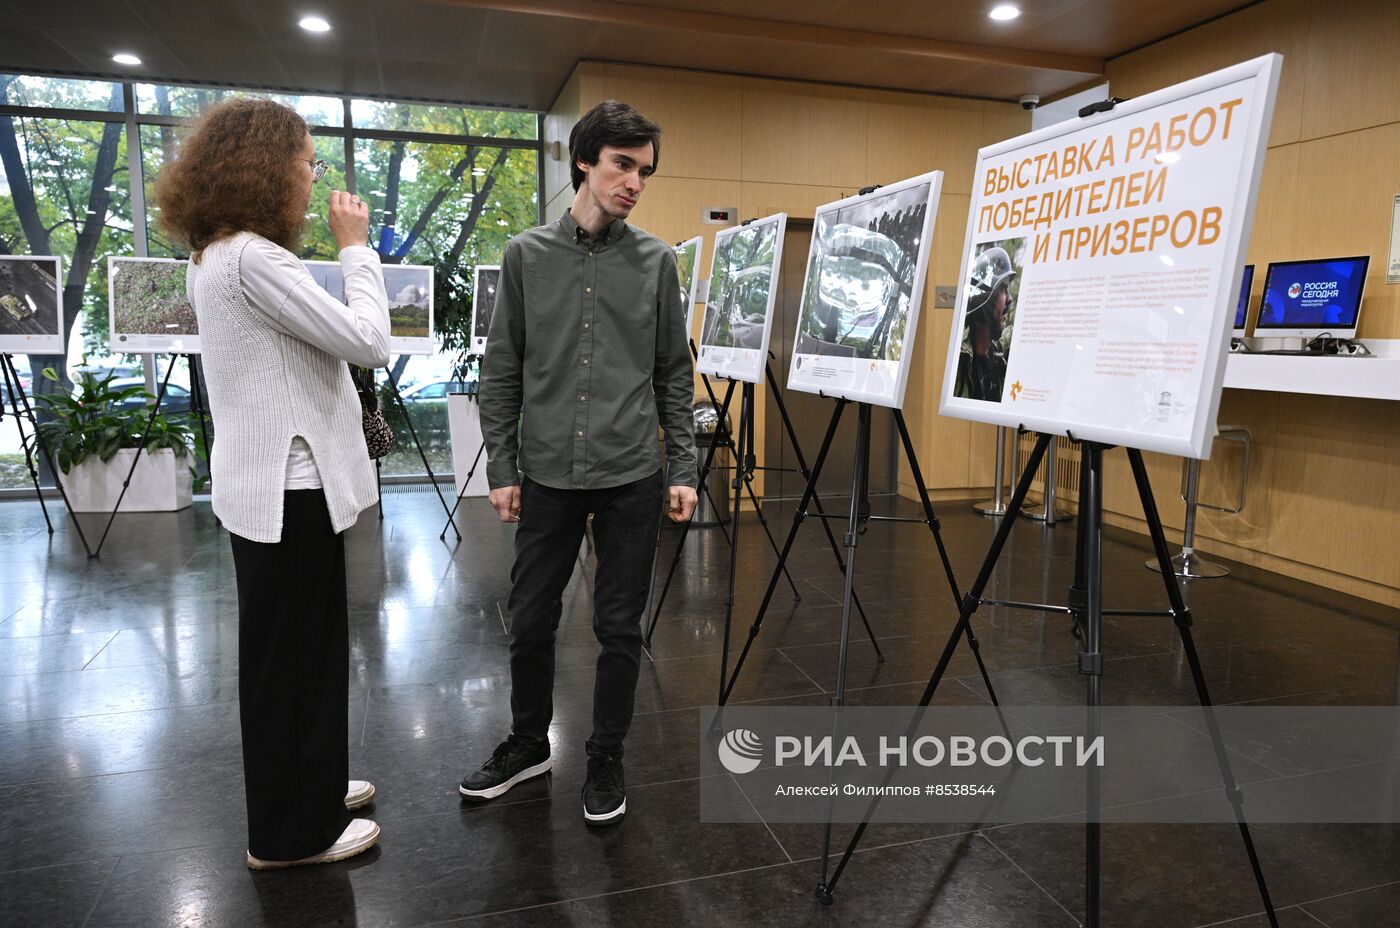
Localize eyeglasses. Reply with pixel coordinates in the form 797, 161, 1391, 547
303, 158, 328, 182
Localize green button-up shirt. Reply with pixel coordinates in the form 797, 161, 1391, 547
480, 210, 697, 491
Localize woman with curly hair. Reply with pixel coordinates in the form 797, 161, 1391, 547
156, 97, 387, 869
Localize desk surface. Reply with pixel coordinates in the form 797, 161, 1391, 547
1223, 339, 1400, 402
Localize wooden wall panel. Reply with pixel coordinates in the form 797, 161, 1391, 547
1298, 0, 1400, 141
739, 78, 870, 188
595, 64, 744, 183
866, 94, 983, 195
1292, 123, 1400, 340
1104, 0, 1400, 606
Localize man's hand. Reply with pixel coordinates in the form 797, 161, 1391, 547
667, 485, 698, 523
490, 485, 521, 523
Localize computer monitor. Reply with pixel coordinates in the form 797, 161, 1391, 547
1256, 255, 1370, 340
1233, 264, 1254, 335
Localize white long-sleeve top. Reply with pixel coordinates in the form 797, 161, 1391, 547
188, 232, 390, 542
238, 238, 390, 489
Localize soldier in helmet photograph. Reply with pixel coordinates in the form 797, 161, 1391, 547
955, 239, 1021, 403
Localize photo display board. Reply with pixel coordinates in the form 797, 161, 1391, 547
939, 55, 1282, 459
306, 260, 435, 356
0, 255, 64, 354
787, 172, 942, 408
109, 257, 198, 354
675, 236, 703, 336
470, 265, 500, 354
696, 214, 786, 384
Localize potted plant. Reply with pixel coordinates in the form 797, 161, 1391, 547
35, 368, 199, 512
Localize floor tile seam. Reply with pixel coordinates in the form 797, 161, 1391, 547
640, 634, 894, 664
766, 633, 915, 658
0, 698, 242, 733
0, 757, 247, 793
10, 694, 241, 727
783, 823, 988, 865
78, 854, 122, 928
728, 769, 793, 864
1190, 905, 1321, 928
772, 647, 830, 695
976, 830, 1083, 925
0, 853, 121, 878
1158, 711, 1291, 780
1292, 876, 1400, 915
380, 771, 731, 827
416, 856, 804, 925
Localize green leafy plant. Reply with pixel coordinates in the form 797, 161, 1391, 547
33, 367, 204, 488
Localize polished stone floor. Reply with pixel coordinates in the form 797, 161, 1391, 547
1, 481, 1398, 927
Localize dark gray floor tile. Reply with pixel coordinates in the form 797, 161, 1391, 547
1298, 880, 1400, 927
451, 831, 1078, 927
0, 858, 119, 928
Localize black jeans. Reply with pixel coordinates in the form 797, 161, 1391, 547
507, 470, 664, 758
230, 490, 352, 860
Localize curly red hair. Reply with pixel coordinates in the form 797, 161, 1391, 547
155, 98, 309, 258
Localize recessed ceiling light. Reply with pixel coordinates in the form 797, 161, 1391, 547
299, 15, 332, 32
989, 4, 1021, 21
112, 53, 142, 66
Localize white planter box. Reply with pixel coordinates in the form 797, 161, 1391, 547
59, 447, 193, 513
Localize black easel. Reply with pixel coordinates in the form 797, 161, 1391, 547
382, 364, 454, 528
87, 354, 217, 558
90, 358, 180, 558
815, 433, 1278, 928
643, 347, 805, 647
718, 396, 1000, 710
0, 353, 93, 554
438, 434, 485, 540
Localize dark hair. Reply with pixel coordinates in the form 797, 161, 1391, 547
155, 98, 309, 258
568, 100, 662, 191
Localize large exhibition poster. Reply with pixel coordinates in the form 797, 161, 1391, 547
109, 257, 199, 354
697, 214, 786, 384
470, 265, 500, 354
675, 236, 703, 336
306, 259, 435, 356
939, 55, 1281, 458
0, 255, 64, 354
786, 172, 942, 408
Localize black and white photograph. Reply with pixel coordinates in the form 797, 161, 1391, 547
787, 171, 941, 409
470, 265, 500, 354
953, 237, 1024, 404
794, 181, 929, 363
0, 254, 63, 354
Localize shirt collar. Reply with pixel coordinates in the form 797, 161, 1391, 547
561, 209, 627, 248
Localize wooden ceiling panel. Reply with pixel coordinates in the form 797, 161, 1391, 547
0, 0, 1260, 111
40, 28, 195, 81
372, 2, 492, 65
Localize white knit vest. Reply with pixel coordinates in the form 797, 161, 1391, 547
189, 232, 377, 543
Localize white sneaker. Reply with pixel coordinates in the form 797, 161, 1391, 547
246, 819, 380, 870
345, 780, 376, 810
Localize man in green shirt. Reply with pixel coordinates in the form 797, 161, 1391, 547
461, 100, 698, 826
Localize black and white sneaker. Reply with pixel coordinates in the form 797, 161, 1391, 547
459, 737, 552, 801
582, 754, 626, 826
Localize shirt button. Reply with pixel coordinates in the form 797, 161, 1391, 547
584, 322, 590, 329
583, 359, 589, 365
579, 395, 586, 401
585, 287, 592, 293
576, 430, 583, 437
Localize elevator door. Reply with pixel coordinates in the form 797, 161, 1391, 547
763, 220, 896, 501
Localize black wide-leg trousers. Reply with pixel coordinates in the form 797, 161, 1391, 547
230, 489, 352, 861
507, 469, 664, 758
